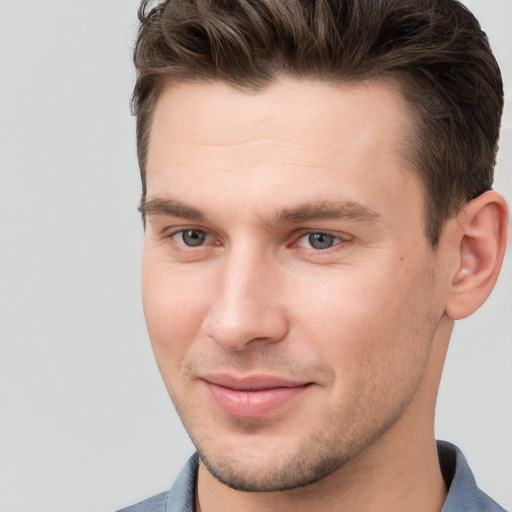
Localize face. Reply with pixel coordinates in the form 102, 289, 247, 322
142, 78, 448, 492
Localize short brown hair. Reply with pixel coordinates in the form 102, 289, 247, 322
132, 0, 503, 245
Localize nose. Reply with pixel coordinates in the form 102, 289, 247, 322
202, 249, 289, 352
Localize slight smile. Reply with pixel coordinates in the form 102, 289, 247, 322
202, 374, 313, 419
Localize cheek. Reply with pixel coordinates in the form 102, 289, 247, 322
141, 254, 213, 369
291, 260, 436, 384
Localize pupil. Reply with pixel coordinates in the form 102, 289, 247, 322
309, 233, 334, 250
182, 230, 206, 246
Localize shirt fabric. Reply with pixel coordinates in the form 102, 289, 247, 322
116, 441, 507, 512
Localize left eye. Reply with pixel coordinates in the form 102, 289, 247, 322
297, 232, 341, 250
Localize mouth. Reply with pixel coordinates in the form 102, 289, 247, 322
202, 374, 312, 419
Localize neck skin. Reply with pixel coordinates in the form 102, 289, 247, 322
195, 316, 452, 512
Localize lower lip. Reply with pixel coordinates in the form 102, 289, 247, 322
204, 382, 310, 419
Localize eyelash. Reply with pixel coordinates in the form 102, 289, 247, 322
168, 228, 350, 252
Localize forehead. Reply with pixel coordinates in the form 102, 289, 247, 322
146, 78, 423, 226
149, 77, 412, 154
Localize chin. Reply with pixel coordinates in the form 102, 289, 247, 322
189, 419, 372, 493
197, 446, 350, 492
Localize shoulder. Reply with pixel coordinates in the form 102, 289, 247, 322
115, 490, 170, 512
114, 453, 199, 512
438, 441, 507, 512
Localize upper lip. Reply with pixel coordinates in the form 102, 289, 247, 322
202, 373, 311, 391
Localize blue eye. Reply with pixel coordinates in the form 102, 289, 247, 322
179, 229, 207, 247
307, 233, 336, 250
295, 232, 342, 250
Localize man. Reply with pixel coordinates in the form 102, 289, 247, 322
119, 0, 509, 510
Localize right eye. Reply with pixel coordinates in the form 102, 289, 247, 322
171, 229, 209, 247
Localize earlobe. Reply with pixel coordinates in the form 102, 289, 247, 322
445, 190, 509, 320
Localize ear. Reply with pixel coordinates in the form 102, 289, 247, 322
445, 190, 509, 320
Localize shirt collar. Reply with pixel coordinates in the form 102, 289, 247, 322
165, 452, 198, 512
438, 440, 505, 512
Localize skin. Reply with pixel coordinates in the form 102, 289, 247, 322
141, 78, 508, 512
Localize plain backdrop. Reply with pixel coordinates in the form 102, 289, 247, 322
0, 1, 510, 511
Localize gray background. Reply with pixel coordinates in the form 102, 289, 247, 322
0, 1, 510, 511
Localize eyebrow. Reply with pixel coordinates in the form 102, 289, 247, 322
141, 197, 204, 220
269, 200, 380, 226
140, 197, 380, 225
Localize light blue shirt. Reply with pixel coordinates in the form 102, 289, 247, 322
117, 441, 507, 512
